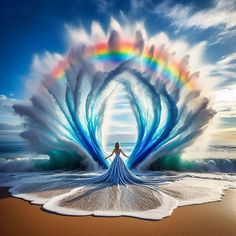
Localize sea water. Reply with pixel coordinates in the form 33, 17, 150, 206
0, 156, 236, 220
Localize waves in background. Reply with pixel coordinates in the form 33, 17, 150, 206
0, 20, 235, 173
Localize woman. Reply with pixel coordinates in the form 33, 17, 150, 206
87, 142, 144, 184
105, 142, 129, 161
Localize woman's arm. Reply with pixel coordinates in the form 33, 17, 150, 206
105, 149, 115, 159
120, 149, 129, 158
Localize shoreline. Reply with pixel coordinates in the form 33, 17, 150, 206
0, 187, 236, 236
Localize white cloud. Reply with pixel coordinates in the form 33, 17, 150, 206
213, 84, 236, 118
185, 50, 236, 146
216, 52, 236, 66
130, 0, 150, 14
0, 95, 25, 144
154, 0, 236, 43
201, 52, 236, 136
0, 95, 23, 117
96, 0, 114, 14
209, 52, 236, 88
0, 95, 18, 121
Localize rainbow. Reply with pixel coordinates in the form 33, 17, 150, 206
50, 59, 70, 80
50, 41, 195, 90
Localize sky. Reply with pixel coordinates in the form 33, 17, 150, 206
0, 0, 236, 149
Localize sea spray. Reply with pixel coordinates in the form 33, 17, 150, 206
13, 20, 215, 171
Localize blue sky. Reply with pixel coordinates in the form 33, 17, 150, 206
0, 0, 236, 148
1, 0, 235, 98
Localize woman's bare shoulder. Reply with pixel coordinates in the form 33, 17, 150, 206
114, 148, 121, 152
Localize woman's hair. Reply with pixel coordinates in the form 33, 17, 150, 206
114, 142, 120, 150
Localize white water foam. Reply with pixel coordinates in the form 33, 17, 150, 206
1, 171, 236, 220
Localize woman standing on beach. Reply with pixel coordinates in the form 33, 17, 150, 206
105, 142, 129, 161
87, 141, 144, 185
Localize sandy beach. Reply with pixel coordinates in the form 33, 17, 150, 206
0, 187, 235, 236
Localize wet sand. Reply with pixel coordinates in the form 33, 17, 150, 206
0, 187, 236, 236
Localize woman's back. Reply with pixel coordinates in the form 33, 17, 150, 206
105, 142, 129, 160
114, 148, 121, 155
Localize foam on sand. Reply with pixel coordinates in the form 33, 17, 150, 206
1, 170, 236, 220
